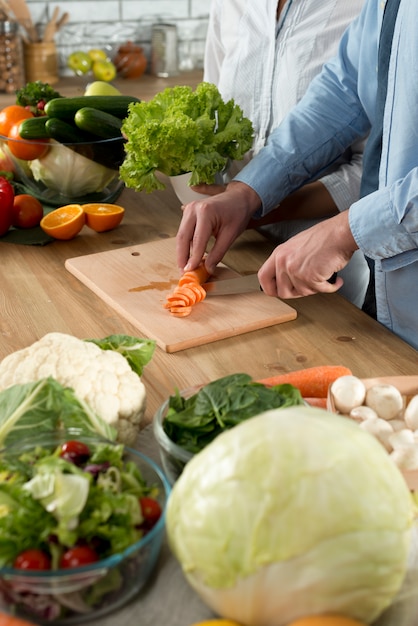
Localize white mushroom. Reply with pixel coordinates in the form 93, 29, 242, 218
349, 405, 378, 422
404, 395, 418, 430
388, 419, 407, 432
359, 417, 394, 451
330, 375, 366, 414
365, 384, 404, 420
388, 428, 415, 450
390, 444, 418, 471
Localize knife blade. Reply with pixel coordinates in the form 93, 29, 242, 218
202, 274, 262, 296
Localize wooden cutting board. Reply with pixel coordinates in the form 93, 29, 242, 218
65, 238, 297, 353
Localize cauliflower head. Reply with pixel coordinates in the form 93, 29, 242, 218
0, 333, 146, 445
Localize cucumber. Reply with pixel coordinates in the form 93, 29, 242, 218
45, 118, 94, 144
74, 107, 123, 139
18, 116, 49, 140
44, 95, 140, 120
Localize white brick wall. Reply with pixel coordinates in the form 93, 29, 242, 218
25, 0, 210, 75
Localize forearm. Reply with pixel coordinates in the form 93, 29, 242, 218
247, 181, 338, 228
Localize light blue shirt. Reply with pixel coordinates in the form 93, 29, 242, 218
235, 0, 418, 350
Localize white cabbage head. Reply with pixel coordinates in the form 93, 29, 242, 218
166, 406, 414, 626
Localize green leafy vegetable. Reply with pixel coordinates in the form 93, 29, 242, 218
15, 81, 63, 115
120, 82, 254, 193
0, 377, 117, 449
163, 373, 303, 453
167, 406, 415, 625
86, 334, 156, 376
30, 140, 117, 197
0, 440, 156, 566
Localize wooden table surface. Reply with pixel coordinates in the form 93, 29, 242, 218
2, 178, 418, 423
1, 71, 418, 625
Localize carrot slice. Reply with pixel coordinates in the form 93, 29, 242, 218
164, 260, 209, 316
178, 263, 210, 286
169, 306, 193, 317
257, 365, 352, 398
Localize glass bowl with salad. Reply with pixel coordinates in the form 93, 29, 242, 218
153, 373, 305, 485
0, 432, 170, 624
0, 80, 133, 206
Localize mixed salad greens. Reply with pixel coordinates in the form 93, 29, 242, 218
163, 373, 304, 453
0, 438, 163, 620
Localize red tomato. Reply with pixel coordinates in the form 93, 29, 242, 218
14, 548, 51, 570
139, 496, 162, 526
60, 440, 91, 465
0, 104, 33, 137
12, 194, 43, 229
0, 176, 14, 236
60, 545, 99, 569
7, 122, 49, 161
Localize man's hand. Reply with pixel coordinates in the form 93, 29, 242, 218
258, 211, 358, 298
176, 181, 261, 273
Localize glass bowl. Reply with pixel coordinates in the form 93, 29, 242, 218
153, 379, 309, 486
153, 395, 195, 486
0, 433, 171, 624
0, 135, 125, 206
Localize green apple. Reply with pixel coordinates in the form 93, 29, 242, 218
92, 59, 117, 82
88, 48, 108, 62
67, 51, 92, 75
84, 81, 121, 96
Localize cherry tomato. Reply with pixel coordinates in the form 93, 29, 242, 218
12, 194, 43, 229
14, 548, 51, 570
60, 440, 91, 465
7, 121, 49, 161
139, 496, 162, 526
60, 545, 99, 568
0, 104, 33, 137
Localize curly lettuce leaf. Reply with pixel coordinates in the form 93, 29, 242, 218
120, 82, 254, 193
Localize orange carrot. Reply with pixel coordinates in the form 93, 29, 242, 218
257, 365, 352, 398
0, 613, 39, 626
164, 261, 209, 317
304, 397, 328, 409
178, 263, 211, 286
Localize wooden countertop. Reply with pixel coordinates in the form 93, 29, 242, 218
2, 180, 418, 421
1, 69, 418, 418
1, 71, 418, 626
0, 69, 205, 105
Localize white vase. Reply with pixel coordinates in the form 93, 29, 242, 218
169, 172, 212, 205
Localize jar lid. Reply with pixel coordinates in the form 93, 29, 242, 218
0, 20, 19, 35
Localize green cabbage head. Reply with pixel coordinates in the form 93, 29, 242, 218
166, 406, 415, 626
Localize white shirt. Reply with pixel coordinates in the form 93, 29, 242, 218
203, 0, 366, 211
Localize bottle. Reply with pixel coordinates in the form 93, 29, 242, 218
0, 18, 25, 93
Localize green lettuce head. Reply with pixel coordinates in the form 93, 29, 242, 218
166, 406, 415, 626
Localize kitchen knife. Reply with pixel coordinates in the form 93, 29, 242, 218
202, 274, 262, 296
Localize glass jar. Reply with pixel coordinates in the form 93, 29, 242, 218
0, 19, 25, 93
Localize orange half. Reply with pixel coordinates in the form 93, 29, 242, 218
189, 621, 244, 626
82, 203, 125, 232
286, 616, 367, 626
40, 204, 85, 240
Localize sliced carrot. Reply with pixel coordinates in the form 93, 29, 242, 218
178, 263, 210, 286
170, 306, 193, 317
164, 261, 209, 317
257, 365, 352, 398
